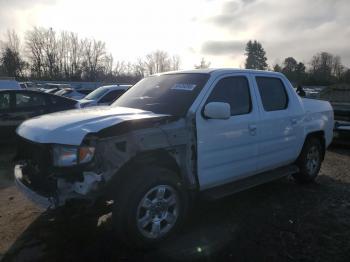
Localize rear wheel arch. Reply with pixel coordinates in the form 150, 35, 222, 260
303, 131, 326, 160
294, 134, 323, 183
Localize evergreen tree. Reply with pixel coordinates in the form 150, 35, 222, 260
273, 63, 282, 72
244, 40, 268, 70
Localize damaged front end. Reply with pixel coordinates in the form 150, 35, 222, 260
14, 114, 198, 210
14, 136, 103, 209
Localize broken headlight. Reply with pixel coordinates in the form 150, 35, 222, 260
53, 145, 95, 167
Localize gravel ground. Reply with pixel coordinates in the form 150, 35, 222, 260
0, 145, 350, 262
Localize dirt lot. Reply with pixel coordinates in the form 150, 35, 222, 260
0, 145, 350, 262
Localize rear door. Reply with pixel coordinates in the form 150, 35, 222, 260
253, 75, 300, 172
196, 74, 259, 189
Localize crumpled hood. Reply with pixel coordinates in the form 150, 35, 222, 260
17, 106, 168, 145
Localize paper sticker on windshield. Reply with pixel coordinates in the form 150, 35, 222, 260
171, 84, 196, 91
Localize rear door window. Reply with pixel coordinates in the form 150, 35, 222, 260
49, 95, 76, 107
256, 77, 288, 111
15, 93, 46, 109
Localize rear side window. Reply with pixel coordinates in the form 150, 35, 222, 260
256, 77, 288, 111
99, 90, 126, 103
15, 93, 46, 108
0, 93, 10, 110
206, 76, 251, 116
49, 95, 76, 106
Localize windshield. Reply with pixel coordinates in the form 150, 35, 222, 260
112, 73, 210, 116
85, 87, 109, 100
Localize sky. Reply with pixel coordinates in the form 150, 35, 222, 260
0, 0, 349, 69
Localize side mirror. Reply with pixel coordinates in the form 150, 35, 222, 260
203, 102, 231, 119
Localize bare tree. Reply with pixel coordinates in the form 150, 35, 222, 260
114, 60, 126, 76
145, 50, 171, 75
309, 52, 345, 84
42, 28, 59, 79
194, 57, 211, 69
170, 55, 181, 71
25, 27, 46, 78
13, 27, 186, 82
81, 39, 107, 80
133, 58, 146, 78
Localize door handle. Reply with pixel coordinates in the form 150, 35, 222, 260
248, 124, 257, 136
291, 118, 298, 125
248, 124, 257, 131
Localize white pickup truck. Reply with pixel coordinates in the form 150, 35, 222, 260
14, 69, 333, 247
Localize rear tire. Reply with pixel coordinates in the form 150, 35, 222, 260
293, 137, 323, 183
112, 166, 189, 248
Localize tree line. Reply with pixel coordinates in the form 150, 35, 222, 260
1, 28, 349, 86
245, 40, 350, 86
0, 28, 181, 83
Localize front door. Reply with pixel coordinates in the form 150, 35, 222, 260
196, 74, 259, 190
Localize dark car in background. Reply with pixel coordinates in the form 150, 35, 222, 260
318, 84, 350, 145
0, 89, 79, 142
333, 103, 350, 145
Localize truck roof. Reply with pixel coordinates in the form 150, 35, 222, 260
162, 68, 284, 77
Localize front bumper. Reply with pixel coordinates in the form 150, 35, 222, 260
14, 165, 54, 209
14, 164, 103, 209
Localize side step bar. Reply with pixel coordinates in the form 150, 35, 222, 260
201, 165, 299, 200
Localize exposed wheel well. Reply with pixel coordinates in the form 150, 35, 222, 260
124, 149, 181, 174
106, 150, 182, 197
304, 131, 326, 160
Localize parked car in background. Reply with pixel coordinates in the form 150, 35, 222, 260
55, 87, 86, 100
0, 90, 79, 142
332, 103, 350, 145
318, 84, 350, 145
45, 87, 62, 94
74, 88, 94, 96
19, 83, 27, 89
0, 79, 21, 90
78, 84, 131, 107
14, 69, 333, 247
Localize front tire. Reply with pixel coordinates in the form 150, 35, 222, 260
293, 137, 323, 183
112, 166, 189, 248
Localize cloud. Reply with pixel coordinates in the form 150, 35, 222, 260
208, 0, 260, 29
201, 40, 245, 55
0, 0, 56, 8
205, 0, 350, 66
0, 0, 57, 35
